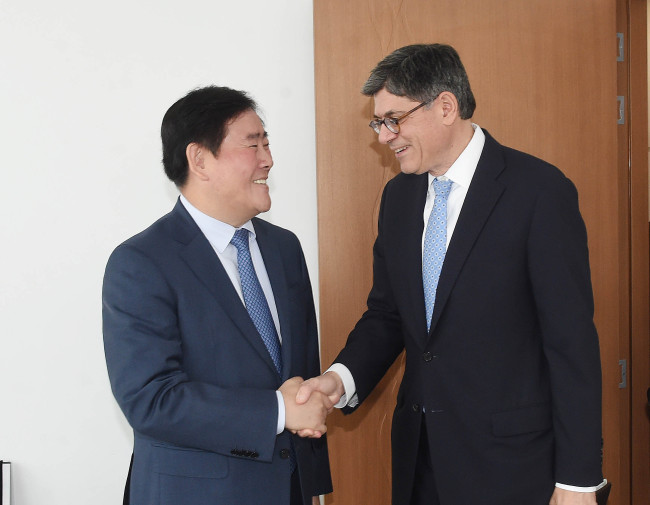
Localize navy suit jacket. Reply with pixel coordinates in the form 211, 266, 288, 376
103, 200, 331, 505
335, 131, 603, 505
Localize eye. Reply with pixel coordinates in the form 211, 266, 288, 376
386, 118, 399, 126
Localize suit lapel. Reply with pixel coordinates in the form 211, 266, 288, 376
391, 175, 430, 342
252, 219, 293, 382
428, 132, 506, 336
169, 201, 280, 378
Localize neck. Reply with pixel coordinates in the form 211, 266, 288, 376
429, 120, 475, 177
180, 187, 249, 228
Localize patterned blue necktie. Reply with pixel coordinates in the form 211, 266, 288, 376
230, 228, 283, 376
423, 178, 453, 331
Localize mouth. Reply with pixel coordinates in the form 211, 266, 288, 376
393, 146, 408, 156
253, 179, 268, 185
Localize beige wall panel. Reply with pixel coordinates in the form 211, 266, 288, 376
315, 1, 627, 503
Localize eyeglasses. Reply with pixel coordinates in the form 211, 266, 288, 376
369, 101, 430, 134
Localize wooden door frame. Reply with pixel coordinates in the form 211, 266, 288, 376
625, 0, 650, 503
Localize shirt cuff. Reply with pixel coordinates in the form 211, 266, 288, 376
555, 479, 608, 492
276, 390, 285, 435
326, 363, 359, 408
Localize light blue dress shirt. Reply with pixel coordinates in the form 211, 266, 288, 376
180, 195, 286, 434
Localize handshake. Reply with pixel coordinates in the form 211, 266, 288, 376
279, 372, 345, 438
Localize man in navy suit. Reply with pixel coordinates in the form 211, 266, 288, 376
296, 44, 605, 505
103, 86, 332, 505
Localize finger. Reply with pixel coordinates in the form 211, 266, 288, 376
328, 392, 342, 405
321, 393, 334, 410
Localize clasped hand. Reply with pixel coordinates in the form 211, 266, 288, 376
279, 373, 345, 438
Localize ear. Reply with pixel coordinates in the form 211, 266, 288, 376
186, 143, 210, 182
438, 91, 460, 125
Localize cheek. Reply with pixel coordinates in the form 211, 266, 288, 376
420, 138, 439, 159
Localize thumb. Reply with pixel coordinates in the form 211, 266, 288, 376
295, 379, 316, 404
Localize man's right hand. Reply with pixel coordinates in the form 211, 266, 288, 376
279, 377, 332, 438
296, 371, 345, 406
291, 372, 345, 437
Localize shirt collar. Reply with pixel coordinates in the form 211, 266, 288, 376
179, 194, 255, 253
428, 123, 485, 188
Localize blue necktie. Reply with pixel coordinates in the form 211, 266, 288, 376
230, 229, 283, 376
231, 229, 296, 473
423, 178, 453, 331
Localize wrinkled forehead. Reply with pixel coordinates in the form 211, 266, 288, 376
372, 89, 418, 118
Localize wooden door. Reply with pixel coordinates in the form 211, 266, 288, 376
314, 1, 645, 503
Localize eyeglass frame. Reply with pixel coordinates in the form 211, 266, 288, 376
368, 100, 432, 134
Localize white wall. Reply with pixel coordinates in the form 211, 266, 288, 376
0, 1, 318, 503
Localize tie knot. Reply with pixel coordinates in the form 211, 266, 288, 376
231, 228, 250, 251
433, 178, 453, 200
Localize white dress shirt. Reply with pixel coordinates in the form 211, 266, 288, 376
180, 195, 286, 434
329, 124, 484, 407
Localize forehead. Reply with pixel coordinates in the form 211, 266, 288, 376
225, 109, 266, 139
373, 89, 419, 117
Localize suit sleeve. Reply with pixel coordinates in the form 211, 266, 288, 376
334, 183, 406, 409
102, 243, 279, 462
526, 175, 603, 486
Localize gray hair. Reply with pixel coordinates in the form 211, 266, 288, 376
361, 44, 476, 120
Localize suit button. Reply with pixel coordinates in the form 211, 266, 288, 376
423, 352, 432, 362
279, 448, 290, 459
412, 403, 420, 412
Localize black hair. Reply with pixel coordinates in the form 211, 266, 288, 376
362, 44, 476, 119
161, 86, 258, 186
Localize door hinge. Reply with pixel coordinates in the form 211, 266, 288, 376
617, 33, 624, 62
617, 96, 625, 125
618, 359, 627, 388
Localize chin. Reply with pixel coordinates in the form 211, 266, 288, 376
257, 200, 272, 214
399, 164, 421, 175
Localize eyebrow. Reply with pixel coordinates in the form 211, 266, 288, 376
245, 131, 269, 140
373, 110, 405, 119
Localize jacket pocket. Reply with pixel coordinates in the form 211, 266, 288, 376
491, 402, 552, 437
152, 443, 229, 479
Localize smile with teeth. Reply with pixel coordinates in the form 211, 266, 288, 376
395, 146, 408, 155
253, 179, 267, 185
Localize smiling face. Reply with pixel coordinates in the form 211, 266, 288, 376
372, 88, 457, 177
191, 109, 274, 226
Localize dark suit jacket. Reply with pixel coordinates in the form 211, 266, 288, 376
103, 200, 332, 505
335, 131, 603, 505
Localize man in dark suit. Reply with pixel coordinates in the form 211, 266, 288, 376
296, 44, 604, 505
103, 86, 332, 505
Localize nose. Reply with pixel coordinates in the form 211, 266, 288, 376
377, 123, 398, 144
258, 146, 273, 170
